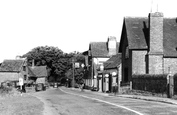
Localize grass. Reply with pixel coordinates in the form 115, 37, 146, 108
0, 86, 44, 115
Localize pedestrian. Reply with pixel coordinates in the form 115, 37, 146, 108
114, 83, 118, 96
80, 83, 84, 92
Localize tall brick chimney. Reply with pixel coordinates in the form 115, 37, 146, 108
148, 12, 164, 74
107, 36, 117, 56
32, 59, 35, 68
149, 12, 163, 53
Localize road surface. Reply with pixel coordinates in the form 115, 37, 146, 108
32, 87, 177, 115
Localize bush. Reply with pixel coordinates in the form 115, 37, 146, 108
173, 74, 177, 94
132, 74, 167, 94
0, 86, 13, 95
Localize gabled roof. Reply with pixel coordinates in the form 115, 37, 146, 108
27, 66, 36, 77
124, 17, 148, 49
163, 18, 177, 57
104, 54, 122, 69
89, 42, 119, 57
0, 60, 25, 72
120, 16, 177, 57
30, 66, 48, 77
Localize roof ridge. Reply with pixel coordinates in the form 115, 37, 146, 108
125, 16, 147, 19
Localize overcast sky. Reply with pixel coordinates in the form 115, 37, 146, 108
0, 0, 176, 62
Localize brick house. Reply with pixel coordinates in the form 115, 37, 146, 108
84, 36, 119, 90
103, 54, 122, 92
119, 11, 177, 83
0, 59, 48, 87
0, 59, 30, 86
30, 66, 48, 84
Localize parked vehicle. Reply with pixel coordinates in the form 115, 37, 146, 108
35, 83, 46, 91
53, 82, 58, 88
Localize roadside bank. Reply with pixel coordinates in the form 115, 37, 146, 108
0, 93, 43, 115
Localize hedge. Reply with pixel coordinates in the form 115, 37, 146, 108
173, 74, 177, 94
132, 74, 167, 94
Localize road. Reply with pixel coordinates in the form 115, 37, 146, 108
32, 87, 177, 115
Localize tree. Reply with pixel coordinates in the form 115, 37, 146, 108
65, 53, 86, 85
22, 46, 71, 82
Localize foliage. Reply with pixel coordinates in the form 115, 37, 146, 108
173, 73, 177, 94
132, 74, 167, 94
22, 46, 73, 82
0, 86, 12, 95
65, 53, 86, 84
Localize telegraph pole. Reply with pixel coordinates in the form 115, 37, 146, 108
72, 58, 75, 88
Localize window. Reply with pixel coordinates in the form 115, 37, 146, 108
23, 66, 26, 71
24, 75, 27, 80
125, 46, 129, 59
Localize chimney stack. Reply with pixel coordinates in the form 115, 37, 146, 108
149, 12, 163, 53
32, 59, 35, 67
107, 36, 117, 56
148, 11, 164, 74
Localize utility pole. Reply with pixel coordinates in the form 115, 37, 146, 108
72, 58, 75, 88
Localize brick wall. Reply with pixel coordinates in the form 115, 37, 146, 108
148, 54, 163, 74
0, 72, 22, 83
132, 50, 147, 74
164, 58, 177, 75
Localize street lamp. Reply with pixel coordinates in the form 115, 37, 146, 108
112, 72, 117, 76
100, 64, 104, 72
105, 74, 109, 77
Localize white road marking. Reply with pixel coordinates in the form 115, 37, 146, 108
60, 88, 144, 115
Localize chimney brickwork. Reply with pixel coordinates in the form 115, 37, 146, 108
107, 36, 117, 56
149, 12, 163, 53
148, 12, 164, 74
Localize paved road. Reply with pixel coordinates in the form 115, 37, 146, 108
32, 87, 177, 115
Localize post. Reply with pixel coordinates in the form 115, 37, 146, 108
117, 66, 120, 94
19, 78, 24, 96
72, 58, 75, 88
169, 75, 174, 98
100, 64, 104, 92
167, 67, 174, 98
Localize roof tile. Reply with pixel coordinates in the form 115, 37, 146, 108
104, 54, 122, 69
123, 17, 177, 57
30, 66, 48, 77
89, 42, 119, 57
0, 60, 24, 72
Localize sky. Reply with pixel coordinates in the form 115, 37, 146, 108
0, 0, 176, 62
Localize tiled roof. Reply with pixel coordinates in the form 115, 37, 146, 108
0, 60, 24, 72
121, 17, 177, 57
104, 54, 122, 69
124, 17, 148, 49
30, 66, 48, 77
89, 42, 119, 57
163, 18, 177, 57
27, 66, 36, 77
